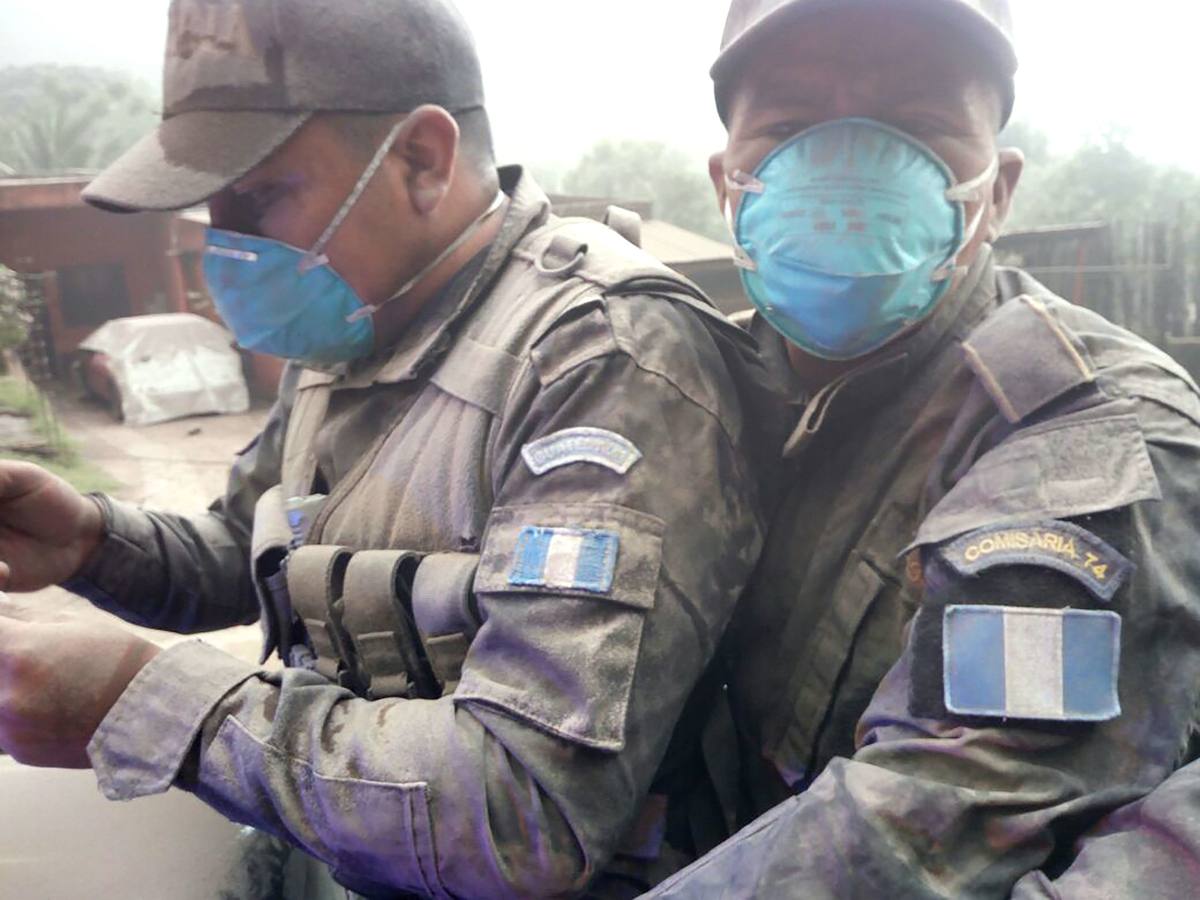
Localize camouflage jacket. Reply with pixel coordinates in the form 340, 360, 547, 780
72, 168, 779, 899
1011, 755, 1200, 899
645, 246, 1200, 898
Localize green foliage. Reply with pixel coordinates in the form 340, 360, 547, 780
564, 139, 727, 241
0, 266, 32, 352
0, 64, 158, 176
0, 374, 38, 416
0, 376, 118, 493
1002, 123, 1200, 230
7, 450, 120, 495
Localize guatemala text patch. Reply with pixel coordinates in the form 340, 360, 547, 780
509, 527, 620, 594
521, 428, 642, 477
943, 605, 1121, 721
940, 521, 1132, 602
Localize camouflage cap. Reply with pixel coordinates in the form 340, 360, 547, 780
713, 0, 1017, 126
84, 0, 485, 213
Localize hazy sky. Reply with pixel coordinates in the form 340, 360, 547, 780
2, 1, 1197, 171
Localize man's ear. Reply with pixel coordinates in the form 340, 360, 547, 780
394, 104, 460, 216
986, 146, 1025, 241
709, 150, 730, 219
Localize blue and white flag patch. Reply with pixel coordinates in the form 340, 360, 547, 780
944, 605, 1121, 721
521, 427, 642, 477
509, 526, 620, 594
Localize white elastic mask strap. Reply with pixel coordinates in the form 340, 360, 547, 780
726, 169, 764, 195
724, 171, 762, 272
345, 189, 507, 323
945, 155, 999, 204
301, 118, 409, 272
934, 156, 999, 283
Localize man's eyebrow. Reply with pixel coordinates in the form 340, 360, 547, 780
737, 60, 976, 123
743, 75, 829, 110
232, 168, 300, 195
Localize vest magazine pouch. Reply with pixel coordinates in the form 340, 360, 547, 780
250, 485, 298, 665
340, 550, 441, 701
461, 501, 665, 752
411, 552, 481, 693
412, 552, 482, 638
287, 545, 358, 689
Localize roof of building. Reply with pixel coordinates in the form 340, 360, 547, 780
0, 176, 95, 212
641, 219, 731, 265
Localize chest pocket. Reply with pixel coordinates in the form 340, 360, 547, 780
770, 502, 922, 785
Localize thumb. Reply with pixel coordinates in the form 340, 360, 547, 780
0, 460, 48, 503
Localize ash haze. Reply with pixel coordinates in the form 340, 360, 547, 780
0, 0, 1196, 172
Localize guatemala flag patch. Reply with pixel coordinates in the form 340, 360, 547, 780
508, 527, 620, 594
943, 605, 1122, 721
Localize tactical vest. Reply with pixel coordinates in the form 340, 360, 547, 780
246, 210, 742, 884
249, 208, 720, 696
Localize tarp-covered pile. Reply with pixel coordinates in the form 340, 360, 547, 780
79, 313, 250, 426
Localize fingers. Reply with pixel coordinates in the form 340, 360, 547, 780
0, 592, 40, 623
0, 592, 78, 627
0, 561, 9, 591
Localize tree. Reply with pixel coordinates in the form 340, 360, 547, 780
0, 266, 31, 353
563, 140, 728, 241
1001, 124, 1200, 230
0, 65, 158, 176
999, 119, 1052, 169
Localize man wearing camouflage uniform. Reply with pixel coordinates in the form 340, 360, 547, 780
646, 1, 1200, 896
0, 2, 777, 897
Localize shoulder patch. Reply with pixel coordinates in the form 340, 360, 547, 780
944, 605, 1121, 721
939, 520, 1133, 602
509, 526, 620, 593
522, 427, 642, 477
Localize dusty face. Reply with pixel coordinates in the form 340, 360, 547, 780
712, 8, 1024, 269
206, 108, 466, 311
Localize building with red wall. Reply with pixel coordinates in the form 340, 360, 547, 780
0, 176, 283, 396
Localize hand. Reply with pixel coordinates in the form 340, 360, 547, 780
0, 461, 105, 592
0, 595, 160, 768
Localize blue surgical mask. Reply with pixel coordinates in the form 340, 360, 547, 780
728, 118, 998, 360
204, 120, 505, 368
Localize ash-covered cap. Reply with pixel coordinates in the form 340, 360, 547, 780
85, 0, 485, 213
713, 0, 1017, 127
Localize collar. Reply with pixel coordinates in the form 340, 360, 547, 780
304, 165, 551, 391
752, 245, 1000, 458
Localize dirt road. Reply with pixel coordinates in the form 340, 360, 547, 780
1, 396, 280, 900
27, 393, 272, 662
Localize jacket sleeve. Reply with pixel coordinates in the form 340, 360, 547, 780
1009, 755, 1200, 900
646, 396, 1200, 899
85, 296, 773, 899
65, 370, 294, 633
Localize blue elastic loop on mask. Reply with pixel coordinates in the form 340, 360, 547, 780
203, 228, 376, 367
734, 118, 967, 360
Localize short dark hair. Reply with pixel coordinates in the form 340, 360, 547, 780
325, 107, 497, 180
